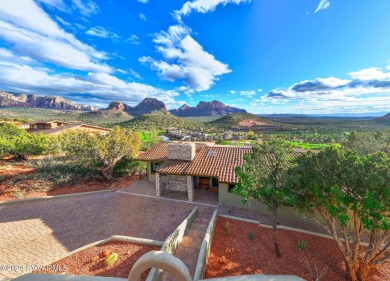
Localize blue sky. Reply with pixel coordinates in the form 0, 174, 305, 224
0, 0, 390, 115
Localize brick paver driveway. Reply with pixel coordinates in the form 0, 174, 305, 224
0, 191, 216, 278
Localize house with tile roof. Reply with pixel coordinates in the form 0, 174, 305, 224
137, 142, 253, 206
19, 120, 110, 135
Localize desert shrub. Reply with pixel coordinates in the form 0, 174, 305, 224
225, 222, 231, 236
0, 123, 48, 159
3, 157, 96, 193
113, 156, 146, 177
34, 158, 95, 187
297, 240, 307, 251
58, 126, 141, 181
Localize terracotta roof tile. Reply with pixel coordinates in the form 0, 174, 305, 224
186, 146, 252, 183
157, 159, 192, 175
136, 142, 206, 162
137, 142, 301, 184
136, 142, 169, 162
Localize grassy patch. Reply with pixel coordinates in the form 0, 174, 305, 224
286, 141, 340, 150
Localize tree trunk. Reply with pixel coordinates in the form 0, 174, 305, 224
357, 264, 370, 281
102, 164, 115, 181
272, 204, 282, 258
345, 260, 358, 281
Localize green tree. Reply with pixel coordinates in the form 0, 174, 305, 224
0, 123, 47, 159
234, 140, 295, 257
289, 146, 390, 281
60, 127, 141, 181
60, 129, 99, 167
344, 130, 390, 156
97, 126, 140, 180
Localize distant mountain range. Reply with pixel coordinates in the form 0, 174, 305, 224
0, 90, 246, 117
1, 90, 389, 118
0, 91, 98, 111
376, 112, 390, 122
169, 100, 246, 116
106, 98, 168, 117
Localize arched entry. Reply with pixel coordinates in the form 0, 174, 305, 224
128, 251, 192, 281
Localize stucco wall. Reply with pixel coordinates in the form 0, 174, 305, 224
147, 162, 166, 183
218, 183, 316, 226
166, 174, 188, 191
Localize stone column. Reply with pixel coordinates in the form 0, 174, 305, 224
156, 173, 162, 197
187, 176, 194, 202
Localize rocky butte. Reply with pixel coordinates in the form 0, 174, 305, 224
0, 91, 98, 111
106, 98, 168, 117
169, 100, 247, 117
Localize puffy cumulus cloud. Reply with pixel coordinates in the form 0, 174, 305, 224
86, 26, 119, 39
349, 68, 390, 81
140, 25, 231, 91
0, 52, 179, 108
175, 0, 251, 20
0, 0, 110, 73
314, 0, 331, 13
251, 66, 390, 114
290, 77, 349, 92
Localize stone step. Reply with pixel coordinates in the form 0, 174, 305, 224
12, 274, 126, 281
180, 235, 203, 247
186, 228, 205, 238
189, 222, 208, 232
193, 217, 210, 224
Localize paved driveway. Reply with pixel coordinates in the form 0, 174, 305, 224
0, 191, 215, 278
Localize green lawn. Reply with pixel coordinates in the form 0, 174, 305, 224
139, 130, 165, 143
219, 140, 257, 146
286, 141, 340, 150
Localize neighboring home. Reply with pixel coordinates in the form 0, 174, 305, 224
137, 142, 252, 207
19, 120, 110, 135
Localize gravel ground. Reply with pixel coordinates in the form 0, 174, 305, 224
206, 217, 389, 281
46, 241, 159, 280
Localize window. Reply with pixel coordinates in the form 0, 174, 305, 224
228, 184, 236, 192
212, 178, 219, 188
151, 162, 162, 173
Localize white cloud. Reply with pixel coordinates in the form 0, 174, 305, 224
175, 0, 251, 20
0, 0, 110, 72
37, 0, 66, 11
137, 0, 149, 3
55, 15, 71, 27
253, 66, 390, 114
86, 26, 119, 39
239, 90, 256, 97
127, 34, 140, 45
314, 0, 331, 13
139, 13, 147, 21
0, 48, 37, 65
229, 90, 236, 94
71, 0, 99, 16
0, 59, 179, 107
140, 25, 231, 91
129, 69, 142, 79
349, 68, 390, 81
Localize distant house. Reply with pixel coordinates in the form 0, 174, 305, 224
19, 120, 110, 135
137, 142, 253, 207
